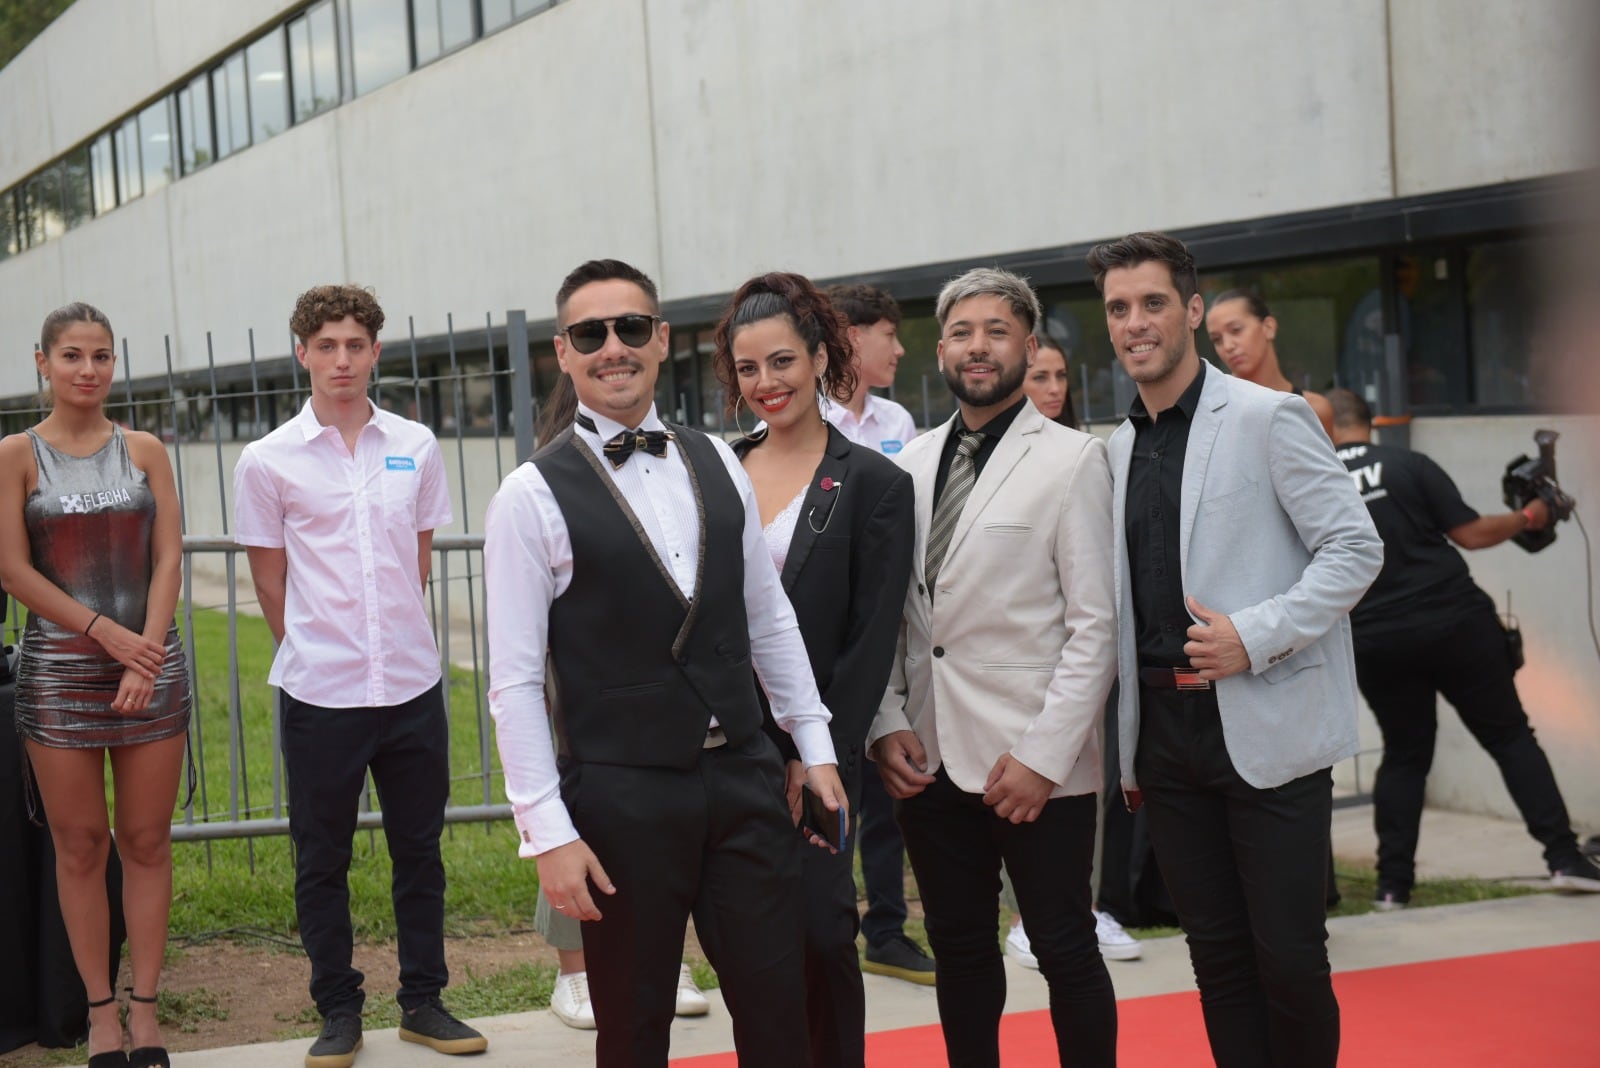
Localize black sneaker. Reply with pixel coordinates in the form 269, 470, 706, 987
398, 998, 489, 1055
1551, 855, 1600, 893
862, 934, 937, 986
305, 1013, 362, 1068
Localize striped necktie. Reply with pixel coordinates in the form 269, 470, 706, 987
925, 430, 984, 593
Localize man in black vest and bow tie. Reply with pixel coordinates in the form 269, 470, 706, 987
485, 259, 848, 1066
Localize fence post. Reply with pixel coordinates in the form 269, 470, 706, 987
507, 310, 535, 461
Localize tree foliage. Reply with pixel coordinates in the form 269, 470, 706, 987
0, 0, 75, 72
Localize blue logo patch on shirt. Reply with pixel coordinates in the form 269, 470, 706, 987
880, 439, 904, 455
385, 456, 416, 471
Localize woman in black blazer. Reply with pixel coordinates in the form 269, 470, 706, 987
713, 273, 915, 1068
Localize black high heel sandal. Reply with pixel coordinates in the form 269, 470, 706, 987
85, 994, 128, 1068
125, 992, 170, 1068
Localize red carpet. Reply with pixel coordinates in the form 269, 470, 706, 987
673, 941, 1600, 1066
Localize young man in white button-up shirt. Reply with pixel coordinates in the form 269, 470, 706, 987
484, 259, 847, 1067
234, 286, 486, 1068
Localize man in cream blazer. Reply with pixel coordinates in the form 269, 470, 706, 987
870, 267, 1118, 1068
1092, 232, 1382, 1068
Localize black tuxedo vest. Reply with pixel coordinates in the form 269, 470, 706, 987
533, 424, 762, 770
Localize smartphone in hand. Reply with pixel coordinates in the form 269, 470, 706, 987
801, 783, 847, 851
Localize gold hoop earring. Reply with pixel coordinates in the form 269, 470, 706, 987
732, 394, 758, 441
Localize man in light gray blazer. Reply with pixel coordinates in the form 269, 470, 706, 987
1091, 232, 1382, 1068
870, 267, 1118, 1068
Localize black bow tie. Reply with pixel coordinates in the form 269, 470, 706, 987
576, 413, 674, 468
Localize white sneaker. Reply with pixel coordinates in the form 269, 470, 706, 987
675, 963, 711, 1017
551, 970, 596, 1030
1004, 922, 1039, 969
1095, 909, 1142, 961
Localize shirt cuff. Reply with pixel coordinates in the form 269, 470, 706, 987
790, 720, 837, 769
512, 797, 580, 859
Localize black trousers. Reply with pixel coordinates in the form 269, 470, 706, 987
897, 767, 1115, 1068
856, 770, 909, 948
1355, 606, 1579, 893
801, 758, 866, 1068
569, 733, 811, 1068
1136, 686, 1338, 1068
280, 682, 450, 1017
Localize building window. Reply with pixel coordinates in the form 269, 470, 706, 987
246, 32, 289, 144
0, 190, 18, 259
139, 98, 175, 194
1390, 251, 1468, 411
59, 146, 93, 229
482, 0, 551, 31
177, 73, 214, 175
350, 0, 411, 97
89, 132, 117, 213
114, 116, 143, 202
213, 52, 251, 160
1466, 240, 1541, 410
289, 0, 341, 123
413, 0, 475, 65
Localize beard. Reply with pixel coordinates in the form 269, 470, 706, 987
943, 356, 1026, 409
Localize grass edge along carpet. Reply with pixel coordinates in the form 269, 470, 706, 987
672, 940, 1600, 1066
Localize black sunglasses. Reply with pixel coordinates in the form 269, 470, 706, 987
560, 314, 662, 355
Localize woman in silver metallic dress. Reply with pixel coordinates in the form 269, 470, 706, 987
0, 304, 190, 1068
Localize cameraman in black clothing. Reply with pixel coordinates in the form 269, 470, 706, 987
1326, 389, 1600, 906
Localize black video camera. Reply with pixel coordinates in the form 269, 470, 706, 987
1502, 429, 1576, 553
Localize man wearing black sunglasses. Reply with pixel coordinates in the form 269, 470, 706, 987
484, 259, 848, 1066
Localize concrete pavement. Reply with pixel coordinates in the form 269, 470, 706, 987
165, 801, 1600, 1066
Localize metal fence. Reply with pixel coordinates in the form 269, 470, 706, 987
3, 310, 553, 860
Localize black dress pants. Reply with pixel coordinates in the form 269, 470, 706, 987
800, 755, 866, 1068
897, 766, 1115, 1068
281, 683, 450, 1018
568, 733, 811, 1068
1136, 686, 1338, 1068
856, 770, 910, 948
1354, 606, 1579, 893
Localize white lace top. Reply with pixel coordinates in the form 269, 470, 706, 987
762, 487, 808, 573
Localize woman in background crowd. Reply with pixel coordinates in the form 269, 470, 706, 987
1024, 333, 1080, 430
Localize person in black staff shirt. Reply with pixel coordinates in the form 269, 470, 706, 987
1327, 389, 1600, 906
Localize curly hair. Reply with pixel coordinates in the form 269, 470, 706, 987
289, 285, 386, 344
39, 302, 113, 354
711, 272, 858, 414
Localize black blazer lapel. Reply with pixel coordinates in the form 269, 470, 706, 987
780, 425, 853, 593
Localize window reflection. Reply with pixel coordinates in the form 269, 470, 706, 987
89, 132, 116, 213
214, 53, 250, 160
177, 74, 214, 174
114, 117, 142, 202
414, 0, 475, 65
289, 1, 340, 123
139, 98, 175, 194
60, 147, 92, 228
483, 0, 553, 30
0, 192, 16, 258
246, 33, 289, 143
1467, 241, 1538, 409
350, 0, 410, 97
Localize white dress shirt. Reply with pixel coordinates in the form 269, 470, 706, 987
485, 403, 836, 857
826, 393, 918, 456
233, 399, 452, 707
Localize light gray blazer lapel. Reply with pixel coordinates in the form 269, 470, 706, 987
942, 403, 1039, 566
1178, 364, 1229, 591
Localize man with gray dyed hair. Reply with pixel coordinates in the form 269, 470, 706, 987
870, 267, 1119, 1065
